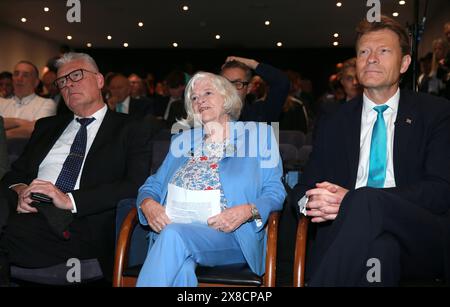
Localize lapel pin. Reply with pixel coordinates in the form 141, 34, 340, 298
405, 118, 412, 124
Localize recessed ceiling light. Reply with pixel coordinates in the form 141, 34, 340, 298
276, 42, 283, 47
336, 2, 342, 7
173, 42, 178, 48
182, 5, 189, 11
215, 34, 221, 40
333, 41, 339, 46
123, 43, 129, 47
392, 12, 399, 17
87, 43, 92, 48
21, 17, 27, 23
44, 7, 49, 12
399, 0, 406, 5
333, 33, 339, 38
44, 26, 50, 31
107, 35, 112, 40
67, 35, 72, 40
138, 22, 144, 27
265, 20, 271, 26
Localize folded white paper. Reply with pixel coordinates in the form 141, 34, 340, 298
166, 183, 221, 224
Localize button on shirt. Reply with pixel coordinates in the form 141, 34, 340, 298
0, 94, 56, 121
355, 89, 399, 189
37, 104, 108, 212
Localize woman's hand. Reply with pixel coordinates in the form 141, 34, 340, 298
207, 204, 253, 233
140, 198, 171, 233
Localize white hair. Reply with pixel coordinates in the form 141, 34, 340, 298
55, 52, 99, 72
178, 71, 242, 127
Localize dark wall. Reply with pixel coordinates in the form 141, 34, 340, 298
78, 47, 356, 97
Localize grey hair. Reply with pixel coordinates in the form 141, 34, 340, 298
178, 72, 243, 127
55, 52, 99, 72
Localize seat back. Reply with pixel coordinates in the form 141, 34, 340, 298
279, 130, 306, 149
11, 259, 103, 286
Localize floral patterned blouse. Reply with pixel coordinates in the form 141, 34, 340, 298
170, 140, 229, 211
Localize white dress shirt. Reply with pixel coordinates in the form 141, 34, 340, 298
298, 89, 400, 215
37, 104, 108, 212
0, 94, 56, 120
355, 88, 399, 189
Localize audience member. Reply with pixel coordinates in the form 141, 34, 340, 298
0, 72, 13, 99
0, 61, 56, 138
291, 16, 450, 286
221, 56, 289, 123
0, 52, 155, 286
135, 71, 285, 286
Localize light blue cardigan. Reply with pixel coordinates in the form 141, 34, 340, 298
136, 122, 286, 276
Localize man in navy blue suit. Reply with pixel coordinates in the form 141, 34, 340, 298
292, 16, 450, 286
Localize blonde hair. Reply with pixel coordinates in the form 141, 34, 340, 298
179, 72, 243, 127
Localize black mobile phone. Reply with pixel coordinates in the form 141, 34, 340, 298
30, 192, 53, 204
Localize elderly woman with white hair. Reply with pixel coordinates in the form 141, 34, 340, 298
135, 71, 285, 287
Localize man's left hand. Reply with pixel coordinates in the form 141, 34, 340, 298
22, 179, 73, 211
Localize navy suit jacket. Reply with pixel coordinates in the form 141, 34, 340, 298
291, 89, 450, 279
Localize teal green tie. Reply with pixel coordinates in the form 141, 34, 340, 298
367, 105, 389, 188
116, 103, 124, 113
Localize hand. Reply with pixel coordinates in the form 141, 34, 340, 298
223, 56, 259, 70
22, 179, 73, 211
207, 204, 252, 233
140, 198, 171, 233
14, 184, 38, 214
305, 181, 348, 223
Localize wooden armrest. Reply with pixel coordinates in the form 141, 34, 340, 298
293, 214, 309, 287
264, 211, 281, 287
113, 207, 138, 287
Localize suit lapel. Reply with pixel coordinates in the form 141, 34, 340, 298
128, 98, 135, 115
85, 109, 116, 160
345, 97, 363, 187
393, 90, 417, 185
33, 115, 73, 166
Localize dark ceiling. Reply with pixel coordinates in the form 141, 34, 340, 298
0, 0, 420, 49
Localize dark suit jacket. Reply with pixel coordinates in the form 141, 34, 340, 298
128, 97, 154, 118
291, 89, 450, 280
1, 107, 154, 276
0, 117, 9, 179
239, 63, 290, 123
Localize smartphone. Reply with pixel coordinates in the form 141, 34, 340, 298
30, 192, 53, 204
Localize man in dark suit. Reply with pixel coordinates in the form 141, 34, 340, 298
107, 73, 154, 118
221, 56, 290, 123
292, 16, 450, 286
0, 53, 154, 285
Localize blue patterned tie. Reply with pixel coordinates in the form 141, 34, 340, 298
367, 105, 389, 188
55, 118, 95, 193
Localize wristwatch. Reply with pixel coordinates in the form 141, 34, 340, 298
249, 204, 261, 221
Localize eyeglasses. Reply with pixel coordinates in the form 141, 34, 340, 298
229, 80, 250, 90
54, 69, 97, 89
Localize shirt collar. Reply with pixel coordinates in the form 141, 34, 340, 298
362, 88, 400, 115
123, 96, 130, 105
13, 93, 36, 105
74, 104, 108, 124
